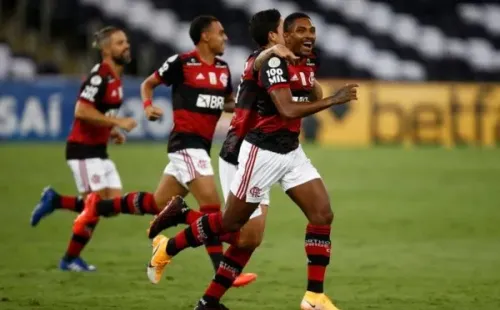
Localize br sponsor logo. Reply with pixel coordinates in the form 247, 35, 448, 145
196, 94, 224, 110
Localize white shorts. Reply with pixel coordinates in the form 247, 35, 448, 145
219, 157, 268, 219
230, 141, 321, 204
164, 148, 214, 188
67, 158, 122, 194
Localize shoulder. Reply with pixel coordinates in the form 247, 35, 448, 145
214, 57, 229, 68
264, 55, 288, 69
82, 63, 110, 87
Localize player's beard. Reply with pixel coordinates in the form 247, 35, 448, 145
113, 52, 131, 66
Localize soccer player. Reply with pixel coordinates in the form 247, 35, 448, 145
75, 15, 255, 287
30, 26, 137, 271
217, 13, 323, 253
147, 10, 358, 310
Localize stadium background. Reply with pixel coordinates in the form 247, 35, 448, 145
1, 0, 499, 309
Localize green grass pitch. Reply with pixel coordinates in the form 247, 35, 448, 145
0, 143, 499, 309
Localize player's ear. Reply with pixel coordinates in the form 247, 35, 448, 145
283, 32, 291, 44
269, 31, 278, 44
201, 31, 210, 43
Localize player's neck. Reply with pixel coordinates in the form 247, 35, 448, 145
195, 45, 216, 65
103, 58, 124, 77
263, 42, 275, 50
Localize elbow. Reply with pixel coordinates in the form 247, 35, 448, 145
224, 103, 235, 113
140, 80, 149, 94
74, 107, 87, 120
279, 108, 297, 121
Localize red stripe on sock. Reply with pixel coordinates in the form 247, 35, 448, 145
200, 204, 221, 214
126, 193, 136, 214
206, 245, 223, 254
207, 212, 223, 234
112, 197, 122, 214
61, 196, 77, 211
219, 231, 240, 246
142, 192, 160, 215
306, 224, 331, 235
68, 218, 99, 258
205, 282, 227, 299
305, 244, 331, 256
308, 265, 327, 282
225, 245, 253, 267
186, 209, 203, 224
66, 238, 85, 258
174, 230, 188, 249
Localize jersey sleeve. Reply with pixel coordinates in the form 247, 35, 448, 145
313, 48, 321, 70
78, 73, 108, 106
155, 54, 183, 86
259, 56, 290, 93
225, 69, 233, 95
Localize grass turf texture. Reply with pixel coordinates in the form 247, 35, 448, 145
0, 143, 499, 309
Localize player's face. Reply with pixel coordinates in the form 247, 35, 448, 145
205, 21, 227, 56
109, 30, 131, 65
285, 18, 316, 56
269, 18, 286, 46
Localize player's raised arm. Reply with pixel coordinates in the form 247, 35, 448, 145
309, 80, 323, 101
260, 56, 357, 120
142, 54, 184, 121
75, 75, 136, 132
253, 44, 298, 71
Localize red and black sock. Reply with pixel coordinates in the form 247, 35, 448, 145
53, 195, 84, 213
201, 245, 254, 306
165, 212, 232, 257
94, 192, 160, 216
201, 205, 224, 271
305, 224, 332, 293
63, 218, 99, 262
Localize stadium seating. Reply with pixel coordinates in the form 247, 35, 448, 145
0, 40, 37, 79
1, 0, 499, 81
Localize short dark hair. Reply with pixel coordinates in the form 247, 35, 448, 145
249, 9, 282, 47
284, 12, 311, 32
92, 26, 122, 50
189, 15, 219, 45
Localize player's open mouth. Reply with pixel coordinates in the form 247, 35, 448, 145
302, 41, 313, 49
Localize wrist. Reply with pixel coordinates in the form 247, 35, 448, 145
143, 99, 152, 109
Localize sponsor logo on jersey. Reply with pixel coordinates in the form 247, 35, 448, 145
266, 68, 286, 84
292, 96, 309, 102
80, 85, 99, 102
195, 94, 224, 110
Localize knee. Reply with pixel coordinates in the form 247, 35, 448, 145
222, 216, 245, 232
237, 231, 263, 251
308, 202, 334, 226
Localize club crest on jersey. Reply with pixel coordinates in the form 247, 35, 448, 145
268, 57, 281, 68
219, 73, 228, 87
187, 57, 201, 66
306, 58, 315, 66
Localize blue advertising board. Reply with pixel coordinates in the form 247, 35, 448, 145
0, 77, 174, 141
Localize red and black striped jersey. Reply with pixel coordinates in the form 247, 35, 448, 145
66, 62, 123, 160
245, 54, 319, 154
219, 49, 263, 165
155, 49, 232, 153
